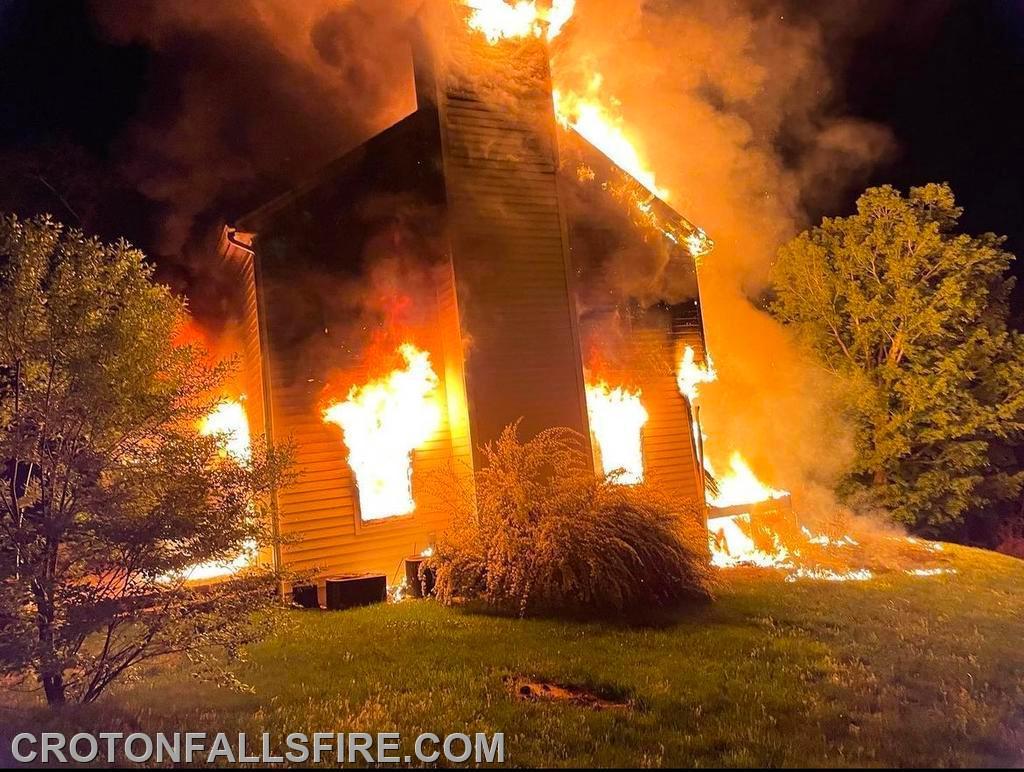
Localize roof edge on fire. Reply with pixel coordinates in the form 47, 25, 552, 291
560, 126, 713, 258
231, 109, 712, 261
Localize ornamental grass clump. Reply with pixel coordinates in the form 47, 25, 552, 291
427, 424, 714, 617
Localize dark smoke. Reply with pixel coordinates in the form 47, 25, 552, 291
90, 0, 422, 319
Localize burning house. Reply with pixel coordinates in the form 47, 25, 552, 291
215, 1, 714, 580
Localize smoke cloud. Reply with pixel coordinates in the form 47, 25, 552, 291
90, 0, 948, 514
90, 0, 421, 284
548, 0, 907, 511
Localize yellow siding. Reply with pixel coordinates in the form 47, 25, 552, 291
267, 324, 457, 580
434, 39, 593, 460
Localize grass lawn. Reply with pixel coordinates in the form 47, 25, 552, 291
3, 544, 1023, 767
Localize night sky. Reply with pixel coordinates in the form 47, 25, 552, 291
1, 0, 1023, 316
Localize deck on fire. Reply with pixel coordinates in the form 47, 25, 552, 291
216, 3, 713, 579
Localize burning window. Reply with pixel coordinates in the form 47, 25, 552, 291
174, 397, 256, 582
322, 344, 443, 521
585, 381, 648, 484
199, 399, 251, 463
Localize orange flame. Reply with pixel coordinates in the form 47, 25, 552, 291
707, 513, 790, 569
199, 398, 251, 463
707, 452, 788, 509
322, 344, 443, 520
175, 398, 255, 581
460, 3, 662, 203
554, 74, 667, 199
463, 0, 575, 44
585, 381, 648, 484
676, 345, 717, 402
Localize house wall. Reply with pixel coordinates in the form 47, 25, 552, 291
264, 315, 455, 578
424, 22, 593, 466
217, 228, 278, 568
630, 327, 705, 519
231, 111, 461, 581
221, 12, 709, 581
578, 309, 706, 521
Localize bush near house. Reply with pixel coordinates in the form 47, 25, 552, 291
427, 424, 714, 617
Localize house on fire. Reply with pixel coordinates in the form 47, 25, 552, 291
216, 6, 713, 580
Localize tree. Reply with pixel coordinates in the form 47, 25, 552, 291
772, 183, 1024, 534
0, 214, 290, 705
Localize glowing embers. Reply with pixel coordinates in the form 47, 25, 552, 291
684, 229, 713, 260
707, 511, 955, 583
322, 344, 443, 521
585, 381, 648, 484
554, 75, 667, 200
463, 0, 575, 44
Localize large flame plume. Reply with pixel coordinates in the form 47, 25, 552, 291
463, 0, 575, 44
585, 380, 648, 484
322, 343, 443, 520
461, 2, 664, 201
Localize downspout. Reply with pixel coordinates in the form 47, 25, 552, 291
225, 227, 285, 590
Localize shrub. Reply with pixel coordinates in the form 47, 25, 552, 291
427, 424, 714, 617
996, 516, 1024, 560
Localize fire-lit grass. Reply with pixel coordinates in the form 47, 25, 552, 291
3, 544, 1022, 767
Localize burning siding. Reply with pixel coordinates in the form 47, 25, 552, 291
580, 310, 704, 515
217, 228, 276, 570
261, 322, 455, 576
219, 4, 712, 578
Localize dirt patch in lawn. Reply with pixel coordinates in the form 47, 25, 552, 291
507, 676, 631, 710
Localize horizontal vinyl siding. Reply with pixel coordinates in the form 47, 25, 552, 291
441, 84, 591, 452
256, 289, 458, 579
218, 230, 275, 567
589, 327, 704, 519
637, 338, 704, 520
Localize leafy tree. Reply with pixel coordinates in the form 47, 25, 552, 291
772, 183, 1024, 534
0, 214, 290, 705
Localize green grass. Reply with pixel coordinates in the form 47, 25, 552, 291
4, 544, 1023, 767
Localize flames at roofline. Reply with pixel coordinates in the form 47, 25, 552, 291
554, 76, 667, 200
457, 1, 711, 258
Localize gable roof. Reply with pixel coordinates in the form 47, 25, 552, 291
556, 125, 712, 260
